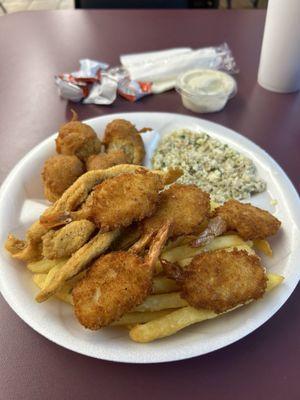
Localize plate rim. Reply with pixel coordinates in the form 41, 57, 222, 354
0, 111, 299, 364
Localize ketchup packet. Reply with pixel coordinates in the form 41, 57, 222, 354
55, 59, 116, 104
117, 78, 152, 102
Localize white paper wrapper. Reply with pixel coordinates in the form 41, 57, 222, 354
258, 0, 300, 93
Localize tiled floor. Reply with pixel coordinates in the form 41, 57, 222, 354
0, 0, 74, 14
0, 0, 267, 15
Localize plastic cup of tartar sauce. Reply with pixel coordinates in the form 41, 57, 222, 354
175, 69, 237, 113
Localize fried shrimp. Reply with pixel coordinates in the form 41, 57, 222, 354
39, 165, 181, 231
85, 150, 129, 171
42, 155, 85, 202
89, 170, 165, 232
56, 110, 101, 161
193, 199, 281, 247
163, 249, 267, 313
72, 223, 170, 329
215, 200, 281, 240
130, 184, 210, 253
103, 119, 145, 165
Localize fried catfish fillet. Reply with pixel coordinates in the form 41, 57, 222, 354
86, 150, 128, 171
163, 249, 267, 313
103, 119, 145, 165
35, 229, 120, 302
42, 154, 85, 202
5, 235, 42, 262
131, 184, 210, 253
193, 199, 281, 246
42, 220, 96, 259
56, 110, 101, 161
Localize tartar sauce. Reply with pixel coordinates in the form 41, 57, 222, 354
176, 69, 237, 113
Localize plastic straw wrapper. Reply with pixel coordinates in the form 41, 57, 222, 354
122, 43, 238, 83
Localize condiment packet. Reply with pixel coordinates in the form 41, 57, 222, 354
55, 59, 117, 105
83, 74, 118, 105
71, 59, 109, 82
117, 78, 152, 102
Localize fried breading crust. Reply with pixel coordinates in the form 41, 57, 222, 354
42, 220, 96, 259
73, 252, 152, 329
35, 229, 120, 302
85, 150, 129, 171
56, 111, 101, 161
215, 199, 281, 240
142, 184, 210, 238
103, 119, 145, 165
42, 155, 84, 202
181, 249, 267, 313
72, 223, 170, 329
90, 170, 164, 231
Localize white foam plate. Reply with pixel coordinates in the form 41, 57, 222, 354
0, 112, 299, 363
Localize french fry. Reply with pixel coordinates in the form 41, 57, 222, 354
130, 273, 284, 343
152, 277, 179, 294
134, 292, 188, 312
112, 310, 174, 326
253, 239, 273, 257
163, 235, 197, 251
162, 235, 248, 263
27, 258, 68, 274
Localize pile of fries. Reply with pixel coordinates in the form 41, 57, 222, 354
28, 231, 283, 343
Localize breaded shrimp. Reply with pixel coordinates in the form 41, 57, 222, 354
42, 154, 84, 202
131, 184, 210, 253
193, 199, 281, 246
39, 165, 181, 231
56, 110, 101, 161
162, 249, 267, 313
85, 150, 128, 171
72, 223, 170, 329
89, 170, 165, 232
103, 119, 145, 165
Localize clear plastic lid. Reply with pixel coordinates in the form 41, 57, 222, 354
176, 69, 237, 99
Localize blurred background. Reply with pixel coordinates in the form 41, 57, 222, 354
0, 0, 268, 15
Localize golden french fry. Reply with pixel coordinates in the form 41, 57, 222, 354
162, 235, 248, 263
163, 235, 197, 251
135, 292, 188, 312
130, 273, 284, 343
27, 258, 68, 274
152, 277, 179, 294
112, 310, 174, 326
253, 239, 273, 257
